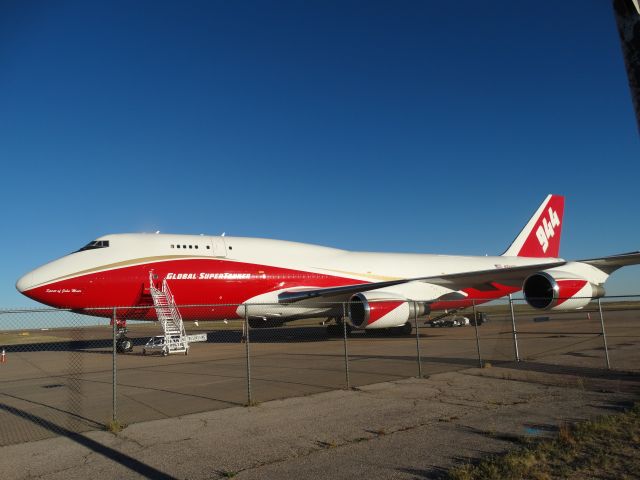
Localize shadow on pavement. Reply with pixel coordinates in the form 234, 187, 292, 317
0, 402, 177, 479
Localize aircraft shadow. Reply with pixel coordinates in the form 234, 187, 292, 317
3, 326, 399, 352
0, 402, 177, 479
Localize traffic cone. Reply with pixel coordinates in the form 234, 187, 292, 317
1, 349, 6, 364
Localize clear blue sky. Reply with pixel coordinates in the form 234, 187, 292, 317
1, 0, 638, 307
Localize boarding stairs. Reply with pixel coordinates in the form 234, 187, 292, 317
149, 271, 189, 355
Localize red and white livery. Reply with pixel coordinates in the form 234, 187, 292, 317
16, 195, 640, 332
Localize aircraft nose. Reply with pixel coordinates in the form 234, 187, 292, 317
16, 272, 36, 294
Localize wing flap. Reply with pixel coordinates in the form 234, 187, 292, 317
277, 261, 566, 303
418, 261, 566, 289
278, 278, 411, 303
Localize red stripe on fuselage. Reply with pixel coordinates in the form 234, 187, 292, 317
23, 261, 524, 321
23, 258, 369, 320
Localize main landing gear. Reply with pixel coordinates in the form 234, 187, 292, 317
325, 316, 352, 337
396, 322, 413, 335
324, 318, 413, 337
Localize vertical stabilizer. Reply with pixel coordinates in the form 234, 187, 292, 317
502, 195, 565, 258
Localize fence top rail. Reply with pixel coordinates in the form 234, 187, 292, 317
0, 307, 76, 314
3, 294, 640, 314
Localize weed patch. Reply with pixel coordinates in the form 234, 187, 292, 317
447, 403, 640, 480
105, 419, 125, 433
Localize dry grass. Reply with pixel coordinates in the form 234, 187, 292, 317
448, 403, 640, 480
105, 419, 125, 433
218, 470, 237, 478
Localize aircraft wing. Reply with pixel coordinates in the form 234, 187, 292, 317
578, 251, 640, 274
277, 261, 566, 303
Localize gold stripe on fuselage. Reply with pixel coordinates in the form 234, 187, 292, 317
31, 255, 217, 289
314, 268, 401, 282
32, 256, 401, 290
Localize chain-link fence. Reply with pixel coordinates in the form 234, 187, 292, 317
1, 296, 638, 446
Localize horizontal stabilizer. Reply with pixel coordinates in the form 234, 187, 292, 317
578, 251, 640, 274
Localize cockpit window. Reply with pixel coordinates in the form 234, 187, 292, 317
77, 240, 110, 252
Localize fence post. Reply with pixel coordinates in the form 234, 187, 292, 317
472, 300, 483, 368
414, 302, 423, 378
508, 294, 520, 362
112, 307, 117, 423
597, 298, 611, 370
244, 304, 253, 405
342, 302, 351, 389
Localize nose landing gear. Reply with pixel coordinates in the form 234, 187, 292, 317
113, 319, 133, 353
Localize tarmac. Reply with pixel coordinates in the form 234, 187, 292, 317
2, 343, 640, 479
1, 307, 640, 478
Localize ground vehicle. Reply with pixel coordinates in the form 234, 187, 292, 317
142, 335, 188, 356
428, 316, 470, 327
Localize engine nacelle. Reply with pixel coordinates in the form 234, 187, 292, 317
348, 292, 428, 329
523, 271, 605, 310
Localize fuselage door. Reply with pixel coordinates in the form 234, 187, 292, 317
208, 236, 227, 257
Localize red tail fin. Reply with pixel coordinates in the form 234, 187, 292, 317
502, 195, 565, 258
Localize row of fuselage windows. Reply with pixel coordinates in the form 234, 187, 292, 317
170, 244, 209, 250
78, 240, 226, 253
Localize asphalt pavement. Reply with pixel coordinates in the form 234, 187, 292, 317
2, 341, 639, 480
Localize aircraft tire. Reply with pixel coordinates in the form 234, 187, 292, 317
400, 322, 412, 335
327, 324, 352, 336
116, 338, 133, 353
121, 338, 133, 352
326, 324, 341, 336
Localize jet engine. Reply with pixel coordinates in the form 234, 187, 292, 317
522, 271, 605, 310
348, 292, 428, 329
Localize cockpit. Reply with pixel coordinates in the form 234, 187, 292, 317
76, 240, 110, 252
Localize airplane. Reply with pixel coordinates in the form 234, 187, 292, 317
16, 194, 640, 351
